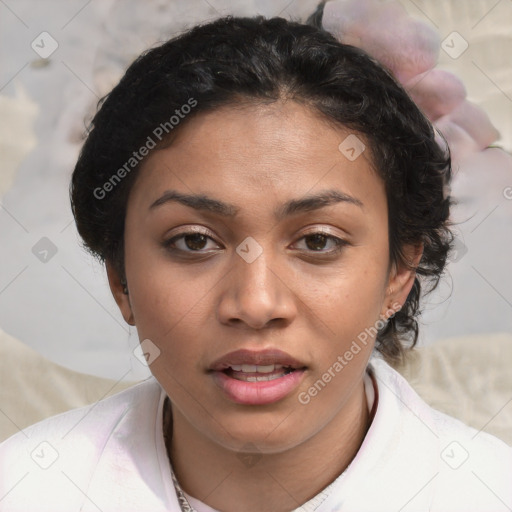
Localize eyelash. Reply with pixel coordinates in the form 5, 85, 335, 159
162, 229, 348, 257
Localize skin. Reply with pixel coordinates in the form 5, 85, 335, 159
107, 100, 421, 512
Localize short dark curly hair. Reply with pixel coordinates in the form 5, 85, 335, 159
70, 14, 453, 364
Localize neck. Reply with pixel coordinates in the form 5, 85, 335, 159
166, 378, 370, 512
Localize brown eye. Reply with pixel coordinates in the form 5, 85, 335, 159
182, 233, 208, 251
304, 233, 329, 251
294, 231, 347, 255
163, 231, 220, 253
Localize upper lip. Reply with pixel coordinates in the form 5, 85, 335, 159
209, 349, 307, 371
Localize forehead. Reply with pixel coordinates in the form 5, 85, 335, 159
129, 100, 385, 217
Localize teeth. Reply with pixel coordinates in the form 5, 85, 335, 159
256, 364, 276, 373
229, 364, 286, 373
238, 373, 285, 382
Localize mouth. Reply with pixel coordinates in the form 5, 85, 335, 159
209, 349, 307, 405
224, 364, 297, 382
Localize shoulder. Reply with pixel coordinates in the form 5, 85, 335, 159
1, 377, 161, 446
0, 378, 169, 512
366, 356, 512, 511
369, 355, 511, 458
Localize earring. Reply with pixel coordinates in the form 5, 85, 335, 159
121, 278, 129, 295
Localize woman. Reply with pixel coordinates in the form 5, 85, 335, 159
1, 13, 510, 512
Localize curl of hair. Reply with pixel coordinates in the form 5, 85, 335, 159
70, 13, 453, 364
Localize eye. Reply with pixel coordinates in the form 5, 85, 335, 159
163, 230, 221, 253
162, 228, 348, 257
294, 231, 348, 255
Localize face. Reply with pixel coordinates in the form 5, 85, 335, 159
108, 100, 417, 454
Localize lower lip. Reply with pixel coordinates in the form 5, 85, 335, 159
211, 369, 306, 405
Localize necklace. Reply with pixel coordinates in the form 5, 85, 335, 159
162, 397, 198, 512
170, 464, 197, 512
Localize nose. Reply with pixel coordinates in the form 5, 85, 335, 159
216, 245, 297, 330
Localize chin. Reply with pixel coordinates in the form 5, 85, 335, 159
199, 406, 316, 454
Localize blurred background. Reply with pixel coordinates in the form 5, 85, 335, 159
1, 0, 511, 382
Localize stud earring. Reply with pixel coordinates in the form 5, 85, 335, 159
121, 278, 129, 295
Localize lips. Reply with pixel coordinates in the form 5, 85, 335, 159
209, 349, 307, 405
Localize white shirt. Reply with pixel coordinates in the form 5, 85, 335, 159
1, 356, 511, 512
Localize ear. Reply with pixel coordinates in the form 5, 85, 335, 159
381, 243, 423, 319
106, 260, 135, 326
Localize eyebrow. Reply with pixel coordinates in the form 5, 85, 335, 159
149, 189, 363, 219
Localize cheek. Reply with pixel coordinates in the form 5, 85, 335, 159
304, 255, 389, 389
129, 275, 207, 345
127, 270, 210, 387
122, 235, 207, 350
316, 282, 384, 374
321, 253, 388, 326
